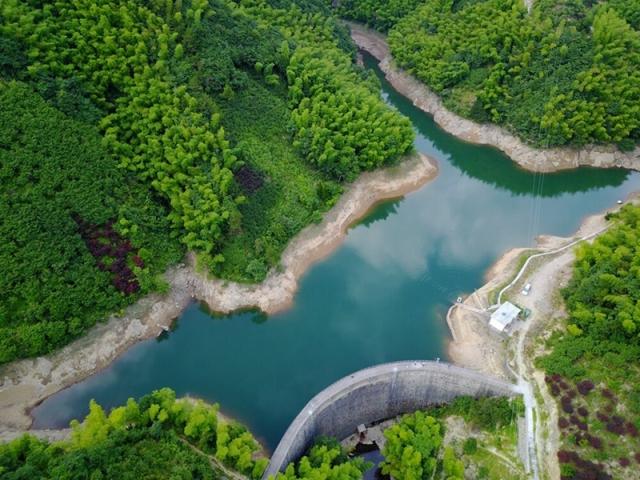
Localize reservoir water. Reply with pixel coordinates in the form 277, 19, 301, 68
32, 53, 640, 451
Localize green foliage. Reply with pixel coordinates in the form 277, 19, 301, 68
332, 0, 424, 32
0, 81, 182, 364
1, 0, 414, 286
608, 0, 640, 29
340, 0, 640, 149
0, 0, 418, 357
230, 0, 415, 181
271, 440, 369, 480
429, 396, 523, 432
2, 0, 240, 255
381, 411, 443, 479
463, 437, 478, 454
562, 204, 640, 344
538, 205, 640, 381
177, 2, 343, 281
537, 204, 640, 477
287, 45, 414, 180
0, 388, 266, 479
442, 446, 465, 480
541, 6, 640, 146
0, 33, 26, 78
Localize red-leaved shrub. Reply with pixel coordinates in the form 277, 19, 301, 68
577, 380, 595, 395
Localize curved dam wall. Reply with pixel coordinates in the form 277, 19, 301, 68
263, 361, 518, 478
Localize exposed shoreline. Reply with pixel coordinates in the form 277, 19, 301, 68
0, 152, 438, 434
349, 22, 640, 173
446, 204, 619, 377
4, 22, 639, 461
447, 196, 637, 480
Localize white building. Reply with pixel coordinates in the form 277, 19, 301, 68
489, 301, 521, 332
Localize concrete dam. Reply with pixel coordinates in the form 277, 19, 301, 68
263, 360, 518, 478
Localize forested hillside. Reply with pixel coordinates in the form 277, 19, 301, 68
0, 82, 183, 363
334, 0, 424, 32
0, 0, 414, 363
538, 205, 640, 479
333, 0, 640, 150
0, 389, 267, 479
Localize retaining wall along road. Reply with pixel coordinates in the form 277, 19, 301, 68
263, 361, 518, 478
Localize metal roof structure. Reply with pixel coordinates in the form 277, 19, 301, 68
489, 301, 521, 332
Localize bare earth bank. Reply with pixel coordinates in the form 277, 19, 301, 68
447, 196, 636, 480
447, 204, 617, 376
0, 152, 438, 434
349, 23, 640, 173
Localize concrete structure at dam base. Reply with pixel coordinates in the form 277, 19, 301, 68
263, 360, 519, 479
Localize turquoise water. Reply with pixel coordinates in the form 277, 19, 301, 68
32, 53, 640, 451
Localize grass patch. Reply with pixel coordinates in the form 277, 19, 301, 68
428, 396, 527, 479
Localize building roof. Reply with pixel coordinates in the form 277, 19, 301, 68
489, 301, 521, 332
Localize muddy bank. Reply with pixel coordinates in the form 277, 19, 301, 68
349, 23, 640, 173
0, 152, 437, 433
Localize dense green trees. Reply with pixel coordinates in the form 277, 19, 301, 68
2, 0, 242, 255
2, 0, 413, 256
0, 430, 217, 480
177, 0, 346, 280
536, 206, 640, 480
335, 0, 640, 149
230, 0, 414, 180
559, 205, 640, 347
541, 6, 640, 146
271, 438, 369, 480
0, 82, 182, 364
381, 411, 443, 479
333, 0, 424, 32
0, 389, 267, 479
538, 205, 640, 388
0, 0, 416, 361
287, 46, 414, 180
442, 446, 464, 480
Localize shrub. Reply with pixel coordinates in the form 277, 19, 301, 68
463, 437, 477, 455
577, 380, 595, 395
587, 435, 602, 450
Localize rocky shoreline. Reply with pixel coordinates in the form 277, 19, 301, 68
349, 22, 640, 173
0, 152, 438, 433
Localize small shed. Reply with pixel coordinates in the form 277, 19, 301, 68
489, 302, 521, 332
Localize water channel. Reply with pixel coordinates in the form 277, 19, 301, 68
32, 52, 640, 452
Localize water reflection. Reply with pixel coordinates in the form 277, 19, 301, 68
352, 199, 402, 229
31, 50, 640, 452
367, 51, 630, 198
